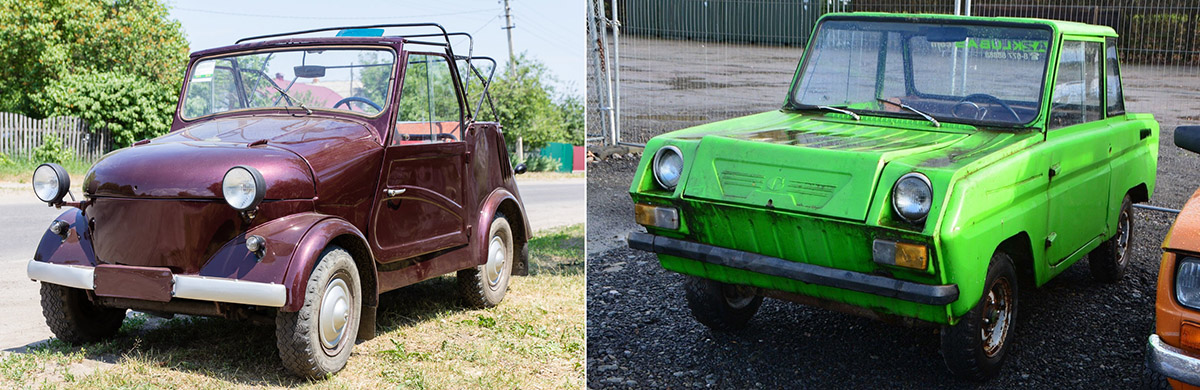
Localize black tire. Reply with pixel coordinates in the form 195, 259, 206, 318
683, 276, 763, 331
458, 214, 514, 308
1090, 195, 1134, 283
276, 246, 361, 379
941, 251, 1019, 381
39, 282, 125, 344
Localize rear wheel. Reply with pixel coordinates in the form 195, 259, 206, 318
458, 214, 515, 308
941, 251, 1018, 380
276, 246, 361, 378
40, 282, 125, 344
1089, 195, 1133, 283
683, 276, 762, 331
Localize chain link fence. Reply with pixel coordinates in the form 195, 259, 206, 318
589, 0, 1200, 146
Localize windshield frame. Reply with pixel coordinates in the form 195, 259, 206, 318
784, 15, 1057, 129
178, 44, 400, 122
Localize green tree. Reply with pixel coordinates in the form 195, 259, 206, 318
0, 0, 188, 146
486, 53, 581, 150
32, 71, 177, 147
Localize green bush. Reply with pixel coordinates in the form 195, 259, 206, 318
510, 154, 562, 172
32, 133, 73, 164
0, 152, 11, 166
32, 71, 177, 148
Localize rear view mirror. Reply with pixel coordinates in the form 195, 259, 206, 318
1176, 126, 1200, 154
294, 65, 326, 78
925, 27, 968, 42
514, 163, 527, 175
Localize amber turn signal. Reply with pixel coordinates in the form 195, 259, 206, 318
634, 203, 680, 230
871, 239, 928, 270
1181, 322, 1200, 351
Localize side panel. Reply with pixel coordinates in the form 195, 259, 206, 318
369, 141, 469, 263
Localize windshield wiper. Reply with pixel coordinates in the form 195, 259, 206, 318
876, 98, 939, 128
266, 80, 312, 115
815, 105, 860, 121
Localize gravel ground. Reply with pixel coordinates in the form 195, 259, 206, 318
586, 37, 1200, 388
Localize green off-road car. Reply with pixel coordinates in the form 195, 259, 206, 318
627, 13, 1158, 379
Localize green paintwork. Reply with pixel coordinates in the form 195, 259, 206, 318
629, 13, 1158, 325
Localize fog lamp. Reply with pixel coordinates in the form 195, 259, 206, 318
872, 239, 928, 270
635, 203, 679, 230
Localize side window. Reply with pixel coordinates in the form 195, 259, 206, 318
393, 53, 462, 146
1105, 37, 1125, 116
1049, 40, 1102, 129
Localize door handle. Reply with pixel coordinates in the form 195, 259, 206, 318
385, 188, 406, 196
1048, 164, 1060, 179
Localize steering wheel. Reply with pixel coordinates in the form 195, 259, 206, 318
333, 96, 382, 112
952, 93, 1020, 122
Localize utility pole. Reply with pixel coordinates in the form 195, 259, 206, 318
501, 0, 523, 161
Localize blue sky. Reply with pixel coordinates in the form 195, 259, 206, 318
167, 0, 584, 97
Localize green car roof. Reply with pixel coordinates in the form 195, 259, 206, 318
825, 12, 1117, 37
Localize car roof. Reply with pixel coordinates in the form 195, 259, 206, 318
823, 12, 1118, 37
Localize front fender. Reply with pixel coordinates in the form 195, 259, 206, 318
477, 188, 531, 275
34, 208, 95, 267
278, 216, 376, 312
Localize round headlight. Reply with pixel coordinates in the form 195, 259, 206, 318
1177, 257, 1200, 310
222, 166, 266, 211
892, 172, 932, 223
652, 145, 684, 190
32, 163, 70, 204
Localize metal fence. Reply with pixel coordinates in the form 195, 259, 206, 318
0, 113, 114, 161
589, 0, 1200, 146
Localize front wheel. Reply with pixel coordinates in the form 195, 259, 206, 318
941, 251, 1019, 381
683, 276, 763, 331
1089, 195, 1133, 283
276, 246, 361, 379
40, 282, 126, 344
458, 214, 515, 308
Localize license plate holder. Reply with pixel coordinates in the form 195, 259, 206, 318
93, 264, 173, 302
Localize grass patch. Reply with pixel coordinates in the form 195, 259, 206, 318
0, 224, 585, 389
513, 171, 584, 181
0, 157, 91, 185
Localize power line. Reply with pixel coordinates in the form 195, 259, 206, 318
173, 6, 495, 21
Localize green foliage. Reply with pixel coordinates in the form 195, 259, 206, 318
479, 54, 583, 150
33, 133, 73, 164
511, 154, 563, 172
33, 71, 177, 147
0, 152, 10, 166
397, 54, 461, 122
0, 0, 187, 148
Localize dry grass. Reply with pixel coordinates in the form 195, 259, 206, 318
0, 224, 585, 389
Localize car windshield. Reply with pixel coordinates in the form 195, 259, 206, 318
182, 48, 395, 119
790, 20, 1052, 127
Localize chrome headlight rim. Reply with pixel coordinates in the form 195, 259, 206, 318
32, 163, 70, 204
891, 172, 933, 224
222, 165, 266, 212
652, 145, 684, 190
1177, 256, 1200, 310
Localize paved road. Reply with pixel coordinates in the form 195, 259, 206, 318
0, 177, 583, 349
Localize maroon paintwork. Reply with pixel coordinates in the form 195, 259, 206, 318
33, 35, 530, 314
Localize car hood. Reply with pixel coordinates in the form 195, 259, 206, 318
80, 116, 381, 199
672, 111, 1022, 221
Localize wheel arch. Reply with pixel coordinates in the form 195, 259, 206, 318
1130, 182, 1150, 204
997, 231, 1036, 289
281, 217, 378, 312
478, 188, 531, 276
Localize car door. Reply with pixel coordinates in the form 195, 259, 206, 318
1044, 38, 1110, 266
370, 52, 469, 263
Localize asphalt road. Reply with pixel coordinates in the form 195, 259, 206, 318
0, 177, 583, 350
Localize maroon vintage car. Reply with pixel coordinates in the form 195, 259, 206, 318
25, 24, 530, 377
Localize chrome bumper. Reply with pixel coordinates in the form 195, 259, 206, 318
1148, 334, 1200, 387
27, 260, 286, 307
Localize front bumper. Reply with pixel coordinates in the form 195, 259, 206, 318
1148, 334, 1200, 387
628, 231, 958, 305
27, 260, 287, 307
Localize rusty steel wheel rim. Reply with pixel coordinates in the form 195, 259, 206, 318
980, 276, 1013, 357
1115, 208, 1131, 266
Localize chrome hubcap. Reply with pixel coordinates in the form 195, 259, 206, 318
1115, 209, 1130, 265
319, 277, 351, 350
980, 277, 1013, 357
486, 235, 507, 286
723, 284, 755, 309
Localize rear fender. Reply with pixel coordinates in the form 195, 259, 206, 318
477, 188, 531, 275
